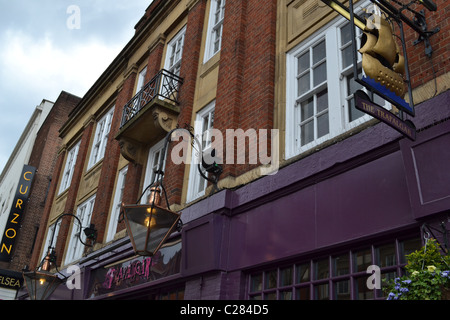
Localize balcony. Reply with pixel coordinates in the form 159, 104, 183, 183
115, 69, 183, 164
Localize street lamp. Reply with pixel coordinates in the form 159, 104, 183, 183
22, 249, 64, 300
22, 213, 97, 300
122, 186, 181, 256
121, 126, 222, 257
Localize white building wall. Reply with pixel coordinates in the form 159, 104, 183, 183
0, 100, 53, 238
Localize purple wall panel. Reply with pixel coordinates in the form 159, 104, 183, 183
401, 119, 450, 218
227, 185, 316, 270
226, 151, 417, 270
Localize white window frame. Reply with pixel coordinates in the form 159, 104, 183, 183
204, 0, 226, 62
39, 220, 61, 264
140, 139, 167, 204
136, 66, 147, 92
106, 166, 128, 242
88, 106, 115, 169
338, 20, 378, 129
64, 194, 96, 264
164, 26, 186, 76
286, 6, 387, 159
58, 141, 80, 194
187, 101, 215, 202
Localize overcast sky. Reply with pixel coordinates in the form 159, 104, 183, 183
0, 0, 152, 172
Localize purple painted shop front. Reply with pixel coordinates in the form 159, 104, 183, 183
181, 91, 450, 278
96, 91, 449, 299
19, 91, 449, 300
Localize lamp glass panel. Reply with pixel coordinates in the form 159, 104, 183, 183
124, 204, 180, 255
23, 271, 63, 300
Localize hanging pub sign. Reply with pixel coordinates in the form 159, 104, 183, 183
355, 90, 416, 140
0, 165, 36, 262
319, 0, 437, 141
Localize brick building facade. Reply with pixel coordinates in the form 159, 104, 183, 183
18, 0, 450, 300
0, 91, 79, 299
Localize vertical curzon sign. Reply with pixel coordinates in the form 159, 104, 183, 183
0, 165, 36, 262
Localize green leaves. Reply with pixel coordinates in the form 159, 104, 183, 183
384, 239, 450, 300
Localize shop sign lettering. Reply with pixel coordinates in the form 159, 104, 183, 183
0, 165, 36, 262
103, 257, 153, 289
88, 239, 181, 297
355, 90, 416, 141
0, 276, 21, 289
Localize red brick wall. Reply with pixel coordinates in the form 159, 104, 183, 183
91, 72, 137, 242
215, 0, 277, 179
28, 92, 81, 270
53, 122, 93, 266
164, 0, 207, 205
402, 0, 449, 89
146, 41, 164, 82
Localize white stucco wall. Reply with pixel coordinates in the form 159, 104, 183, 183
0, 99, 53, 239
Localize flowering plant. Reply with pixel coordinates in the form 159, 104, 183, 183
384, 238, 450, 300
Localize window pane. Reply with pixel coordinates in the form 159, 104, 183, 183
355, 277, 373, 300
313, 62, 327, 86
347, 74, 363, 95
313, 41, 326, 64
399, 238, 422, 264
298, 52, 310, 74
349, 98, 365, 122
250, 274, 262, 292
301, 97, 314, 120
334, 254, 350, 276
376, 243, 396, 267
340, 23, 352, 45
264, 292, 277, 300
280, 267, 293, 286
301, 120, 314, 146
279, 290, 293, 300
342, 46, 353, 69
296, 287, 310, 300
380, 271, 397, 298
314, 259, 329, 280
317, 89, 328, 113
314, 283, 329, 300
317, 112, 329, 138
265, 270, 277, 289
353, 248, 372, 272
335, 280, 351, 300
296, 263, 310, 283
249, 294, 262, 300
373, 93, 385, 106
298, 72, 310, 95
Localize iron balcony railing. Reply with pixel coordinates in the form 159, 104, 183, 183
120, 69, 183, 128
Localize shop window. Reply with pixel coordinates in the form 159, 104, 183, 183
158, 287, 185, 300
247, 236, 421, 300
376, 243, 397, 267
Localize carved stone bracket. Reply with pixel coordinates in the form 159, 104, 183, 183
152, 104, 178, 133
115, 99, 180, 164
118, 137, 143, 164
